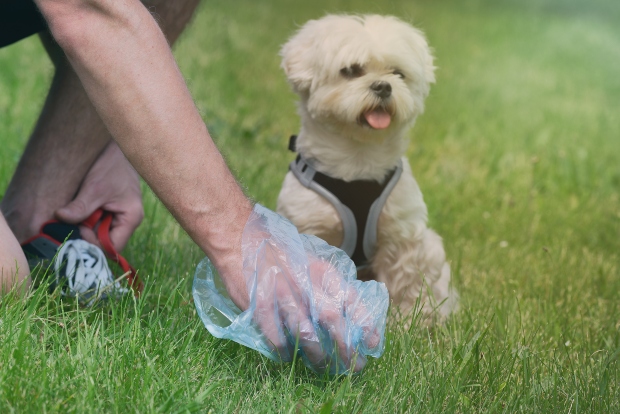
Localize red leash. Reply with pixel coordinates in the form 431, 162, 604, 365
82, 209, 144, 295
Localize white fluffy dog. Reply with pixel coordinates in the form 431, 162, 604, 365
276, 15, 457, 321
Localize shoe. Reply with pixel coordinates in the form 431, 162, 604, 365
21, 209, 141, 305
55, 239, 129, 306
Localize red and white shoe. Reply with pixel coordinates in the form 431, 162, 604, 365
21, 209, 142, 305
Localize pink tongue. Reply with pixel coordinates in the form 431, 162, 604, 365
364, 110, 391, 129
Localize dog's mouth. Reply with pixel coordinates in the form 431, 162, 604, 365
360, 108, 392, 130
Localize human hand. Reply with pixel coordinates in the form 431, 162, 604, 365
55, 141, 143, 252
193, 204, 389, 374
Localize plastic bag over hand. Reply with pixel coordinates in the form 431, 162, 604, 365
193, 204, 389, 374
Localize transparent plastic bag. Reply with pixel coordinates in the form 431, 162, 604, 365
193, 204, 389, 374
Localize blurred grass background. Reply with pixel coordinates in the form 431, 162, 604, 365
0, 0, 619, 412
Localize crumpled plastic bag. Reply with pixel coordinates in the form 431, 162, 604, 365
193, 204, 389, 375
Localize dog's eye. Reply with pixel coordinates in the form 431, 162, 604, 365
393, 70, 405, 79
340, 64, 365, 79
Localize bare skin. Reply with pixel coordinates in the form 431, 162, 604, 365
56, 141, 143, 252
0, 0, 200, 289
0, 215, 29, 294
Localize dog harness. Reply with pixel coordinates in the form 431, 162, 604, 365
288, 135, 402, 268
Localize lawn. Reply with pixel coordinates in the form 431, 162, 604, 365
1, 0, 619, 412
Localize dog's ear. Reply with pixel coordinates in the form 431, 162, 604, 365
414, 33, 436, 87
404, 24, 436, 87
280, 26, 317, 95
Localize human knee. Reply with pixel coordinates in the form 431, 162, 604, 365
40, 31, 70, 71
0, 254, 30, 294
35, 0, 141, 56
0, 217, 30, 294
35, 0, 90, 54
141, 0, 201, 43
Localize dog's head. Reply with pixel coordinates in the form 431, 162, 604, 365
281, 15, 435, 142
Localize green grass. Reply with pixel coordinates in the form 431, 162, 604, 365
1, 0, 619, 411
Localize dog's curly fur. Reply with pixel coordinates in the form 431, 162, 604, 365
276, 15, 457, 321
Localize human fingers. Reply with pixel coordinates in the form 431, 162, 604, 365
250, 258, 294, 361
316, 305, 366, 373
305, 259, 360, 371
76, 225, 101, 248
279, 293, 330, 371
250, 251, 327, 368
254, 307, 292, 361
55, 186, 103, 248
308, 258, 380, 364
247, 237, 311, 359
55, 191, 102, 224
107, 202, 144, 252
343, 284, 381, 350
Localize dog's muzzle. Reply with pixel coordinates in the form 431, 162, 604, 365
370, 81, 392, 99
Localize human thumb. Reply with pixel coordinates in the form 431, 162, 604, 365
55, 198, 96, 224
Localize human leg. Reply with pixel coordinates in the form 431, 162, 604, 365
1, 34, 110, 243
0, 212, 29, 294
143, 0, 201, 45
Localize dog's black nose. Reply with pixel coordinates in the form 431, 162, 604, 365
370, 81, 392, 99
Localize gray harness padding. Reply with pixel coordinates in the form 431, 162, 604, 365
289, 153, 402, 268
